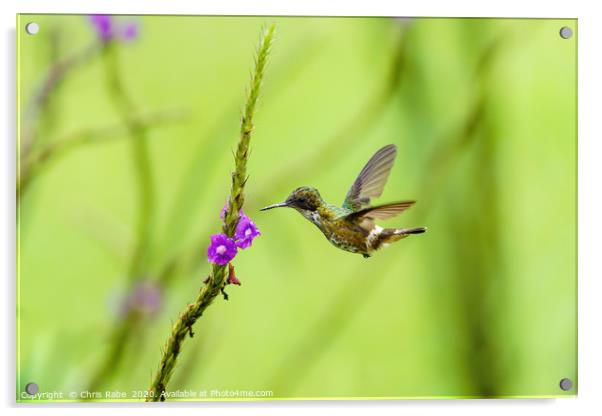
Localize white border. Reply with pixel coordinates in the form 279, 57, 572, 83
3, 1, 601, 416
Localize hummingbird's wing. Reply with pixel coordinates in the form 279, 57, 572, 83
344, 201, 416, 221
342, 144, 397, 211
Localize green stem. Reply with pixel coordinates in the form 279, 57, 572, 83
85, 40, 156, 394
102, 42, 155, 279
146, 24, 275, 402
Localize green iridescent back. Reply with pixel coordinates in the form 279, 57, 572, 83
326, 203, 354, 220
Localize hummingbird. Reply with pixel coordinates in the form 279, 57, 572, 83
260, 144, 426, 258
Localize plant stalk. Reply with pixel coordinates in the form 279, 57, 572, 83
146, 24, 275, 402
85, 39, 156, 394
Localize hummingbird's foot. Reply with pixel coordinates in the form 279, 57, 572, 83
362, 254, 371, 258
220, 286, 229, 301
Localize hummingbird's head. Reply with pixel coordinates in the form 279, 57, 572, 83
260, 186, 323, 214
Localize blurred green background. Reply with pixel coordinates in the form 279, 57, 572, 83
17, 15, 576, 400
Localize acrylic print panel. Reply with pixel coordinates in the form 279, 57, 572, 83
16, 15, 577, 402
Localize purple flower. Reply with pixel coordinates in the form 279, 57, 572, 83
220, 202, 229, 220
207, 234, 238, 265
119, 280, 163, 316
218, 202, 261, 249
121, 21, 139, 41
88, 15, 140, 43
89, 15, 114, 42
234, 215, 261, 249
220, 201, 245, 221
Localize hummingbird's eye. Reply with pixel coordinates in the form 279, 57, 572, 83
295, 196, 316, 211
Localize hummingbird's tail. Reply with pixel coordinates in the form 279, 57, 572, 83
372, 226, 427, 250
394, 226, 427, 235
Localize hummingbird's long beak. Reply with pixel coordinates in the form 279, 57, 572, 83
260, 202, 288, 211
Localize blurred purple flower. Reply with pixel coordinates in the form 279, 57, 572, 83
89, 15, 113, 42
234, 215, 261, 249
121, 21, 139, 41
88, 15, 139, 42
120, 280, 163, 316
207, 234, 238, 265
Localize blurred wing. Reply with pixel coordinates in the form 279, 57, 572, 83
345, 201, 415, 221
342, 144, 397, 211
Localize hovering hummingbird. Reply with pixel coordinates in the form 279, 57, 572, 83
261, 144, 426, 258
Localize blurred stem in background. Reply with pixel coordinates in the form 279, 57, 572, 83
86, 39, 156, 393
17, 31, 100, 226
268, 35, 505, 396
101, 42, 155, 281
17, 18, 186, 395
437, 34, 506, 397
146, 24, 275, 401
20, 41, 99, 161
17, 28, 184, 200
18, 107, 185, 197
22, 25, 63, 156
